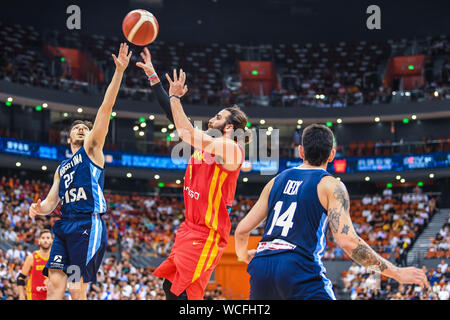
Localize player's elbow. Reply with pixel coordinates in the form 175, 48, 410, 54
334, 234, 356, 252
235, 223, 250, 238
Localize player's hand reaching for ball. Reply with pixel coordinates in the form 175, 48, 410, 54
136, 47, 156, 77
29, 199, 43, 219
165, 69, 188, 97
112, 43, 132, 72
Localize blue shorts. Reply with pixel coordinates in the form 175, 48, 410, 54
43, 212, 107, 283
247, 251, 336, 300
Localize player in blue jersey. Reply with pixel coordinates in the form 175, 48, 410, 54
28, 43, 132, 300
235, 124, 429, 300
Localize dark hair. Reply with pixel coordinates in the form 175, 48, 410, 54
69, 120, 93, 131
39, 229, 53, 238
224, 105, 252, 145
301, 124, 334, 166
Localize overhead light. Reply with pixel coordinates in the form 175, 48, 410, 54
41, 165, 47, 171
266, 130, 272, 136
133, 126, 139, 131
161, 128, 167, 133
176, 179, 181, 184
364, 176, 370, 182
138, 131, 145, 136
268, 126, 273, 132
297, 119, 303, 125
126, 172, 132, 178
315, 94, 320, 99
154, 174, 160, 180
336, 177, 341, 181
140, 122, 147, 128
63, 112, 68, 117
429, 173, 435, 179
7, 97, 13, 102
16, 162, 21, 167
434, 91, 439, 97
149, 115, 155, 120
111, 111, 117, 117
168, 124, 174, 129
170, 132, 175, 138
411, 114, 417, 120
259, 119, 265, 125
374, 117, 380, 122
77, 107, 83, 113
296, 125, 301, 129
320, 94, 325, 99
42, 103, 48, 109
395, 175, 401, 180
336, 118, 342, 124
405, 91, 411, 97
400, 178, 405, 183
243, 177, 248, 182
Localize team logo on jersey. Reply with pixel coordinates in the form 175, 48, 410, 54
54, 255, 62, 262
184, 186, 200, 200
283, 180, 303, 195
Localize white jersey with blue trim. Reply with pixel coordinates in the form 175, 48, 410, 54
255, 167, 334, 286
58, 146, 106, 218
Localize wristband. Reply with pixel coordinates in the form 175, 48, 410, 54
169, 95, 181, 100
147, 73, 158, 81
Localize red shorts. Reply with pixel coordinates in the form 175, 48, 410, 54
153, 222, 227, 300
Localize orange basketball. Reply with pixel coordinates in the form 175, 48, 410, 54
122, 9, 159, 46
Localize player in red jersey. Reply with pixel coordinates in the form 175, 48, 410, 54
137, 48, 250, 300
17, 230, 53, 300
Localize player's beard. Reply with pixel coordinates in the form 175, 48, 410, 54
40, 243, 51, 251
206, 122, 226, 138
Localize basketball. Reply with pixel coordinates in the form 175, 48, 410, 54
122, 9, 159, 46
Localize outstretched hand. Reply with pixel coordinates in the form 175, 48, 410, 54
136, 47, 156, 77
112, 43, 132, 72
165, 69, 188, 97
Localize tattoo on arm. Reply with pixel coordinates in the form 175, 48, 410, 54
341, 225, 350, 235
351, 243, 388, 272
333, 183, 349, 213
328, 208, 341, 233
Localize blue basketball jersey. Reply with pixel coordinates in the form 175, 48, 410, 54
58, 146, 106, 218
254, 167, 332, 284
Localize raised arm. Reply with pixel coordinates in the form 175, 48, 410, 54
84, 43, 131, 159
29, 167, 60, 218
136, 47, 176, 124
166, 69, 242, 169
319, 176, 429, 288
235, 178, 275, 263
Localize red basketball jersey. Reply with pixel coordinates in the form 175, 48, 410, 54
183, 144, 243, 242
26, 251, 48, 300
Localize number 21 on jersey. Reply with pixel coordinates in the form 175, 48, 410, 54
267, 201, 297, 237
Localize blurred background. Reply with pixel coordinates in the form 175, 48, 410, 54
0, 0, 449, 300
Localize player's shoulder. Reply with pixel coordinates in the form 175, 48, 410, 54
318, 174, 343, 192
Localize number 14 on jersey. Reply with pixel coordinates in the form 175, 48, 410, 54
267, 201, 297, 237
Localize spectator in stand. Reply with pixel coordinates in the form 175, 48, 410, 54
362, 194, 372, 205
383, 187, 393, 199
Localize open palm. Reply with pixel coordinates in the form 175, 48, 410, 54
112, 43, 132, 72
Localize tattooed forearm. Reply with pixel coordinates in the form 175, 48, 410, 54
341, 225, 350, 235
333, 184, 349, 213
328, 208, 341, 233
351, 243, 388, 272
